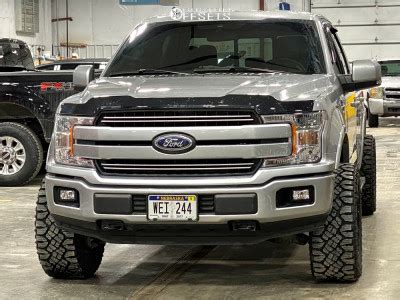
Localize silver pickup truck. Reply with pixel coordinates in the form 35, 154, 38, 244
34, 11, 381, 282
368, 59, 400, 127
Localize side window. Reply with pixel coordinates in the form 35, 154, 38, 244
332, 33, 349, 74
325, 28, 348, 74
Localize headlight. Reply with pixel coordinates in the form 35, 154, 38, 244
369, 87, 384, 98
262, 111, 325, 166
54, 115, 94, 167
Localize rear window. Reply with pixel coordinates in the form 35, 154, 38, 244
0, 42, 34, 69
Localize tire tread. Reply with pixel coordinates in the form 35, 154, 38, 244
309, 163, 362, 282
35, 181, 105, 279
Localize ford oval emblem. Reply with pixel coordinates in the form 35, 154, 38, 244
153, 133, 196, 154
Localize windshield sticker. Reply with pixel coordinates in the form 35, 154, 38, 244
170, 7, 231, 21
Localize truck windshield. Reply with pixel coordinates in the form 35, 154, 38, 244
379, 61, 400, 76
105, 20, 326, 76
0, 42, 34, 70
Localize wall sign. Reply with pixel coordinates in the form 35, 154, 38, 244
279, 2, 291, 11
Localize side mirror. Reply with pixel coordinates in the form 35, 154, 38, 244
73, 65, 94, 91
340, 60, 382, 93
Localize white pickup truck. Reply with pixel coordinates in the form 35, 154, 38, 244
368, 59, 400, 127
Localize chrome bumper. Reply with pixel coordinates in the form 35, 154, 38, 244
369, 97, 400, 116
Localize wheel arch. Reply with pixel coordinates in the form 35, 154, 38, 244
0, 102, 47, 142
335, 129, 350, 168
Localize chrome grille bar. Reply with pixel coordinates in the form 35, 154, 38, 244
96, 110, 260, 127
385, 88, 400, 100
100, 118, 255, 124
101, 114, 253, 120
74, 143, 292, 160
101, 162, 254, 167
97, 159, 260, 176
102, 166, 253, 171
74, 124, 292, 142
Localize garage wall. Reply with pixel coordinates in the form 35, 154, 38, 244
51, 0, 260, 48
0, 0, 52, 49
266, 0, 311, 12
311, 0, 400, 61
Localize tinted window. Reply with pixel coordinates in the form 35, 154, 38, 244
60, 64, 79, 70
0, 42, 34, 69
37, 64, 56, 70
106, 20, 326, 76
379, 61, 400, 76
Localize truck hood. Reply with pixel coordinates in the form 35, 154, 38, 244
81, 73, 332, 102
380, 76, 400, 88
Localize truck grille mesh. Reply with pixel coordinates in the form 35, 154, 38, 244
96, 110, 260, 127
385, 88, 400, 100
96, 159, 261, 177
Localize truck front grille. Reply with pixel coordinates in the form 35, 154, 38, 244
73, 109, 293, 178
385, 88, 400, 100
96, 159, 261, 177
96, 110, 260, 127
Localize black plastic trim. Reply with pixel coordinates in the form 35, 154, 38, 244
52, 213, 329, 245
59, 95, 314, 117
214, 194, 258, 215
94, 194, 133, 215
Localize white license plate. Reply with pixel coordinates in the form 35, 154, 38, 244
147, 195, 198, 221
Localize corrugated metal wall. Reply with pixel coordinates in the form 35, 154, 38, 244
311, 0, 400, 61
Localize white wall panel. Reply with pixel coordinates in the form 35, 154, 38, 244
51, 0, 261, 50
223, 0, 259, 10
312, 0, 400, 60
0, 0, 52, 49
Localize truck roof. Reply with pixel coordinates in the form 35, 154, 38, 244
0, 38, 28, 45
143, 10, 326, 24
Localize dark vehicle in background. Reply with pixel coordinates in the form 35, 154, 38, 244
367, 59, 400, 127
0, 38, 35, 72
36, 59, 108, 71
0, 38, 83, 186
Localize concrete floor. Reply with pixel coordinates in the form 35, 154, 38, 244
1, 118, 400, 299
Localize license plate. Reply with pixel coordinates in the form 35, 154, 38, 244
147, 195, 198, 221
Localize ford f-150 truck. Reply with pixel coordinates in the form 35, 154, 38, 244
0, 39, 101, 186
35, 11, 381, 282
368, 59, 400, 127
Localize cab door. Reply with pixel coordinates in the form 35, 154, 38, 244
326, 27, 361, 162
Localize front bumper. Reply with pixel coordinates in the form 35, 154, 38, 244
45, 167, 335, 244
369, 97, 400, 116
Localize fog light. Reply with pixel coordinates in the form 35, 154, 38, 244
276, 186, 314, 208
293, 189, 310, 201
60, 189, 76, 201
54, 187, 79, 207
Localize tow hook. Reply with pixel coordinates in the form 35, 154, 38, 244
231, 221, 259, 232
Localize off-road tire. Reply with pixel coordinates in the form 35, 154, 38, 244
0, 122, 43, 186
368, 112, 379, 128
361, 135, 377, 216
309, 163, 362, 282
35, 182, 105, 279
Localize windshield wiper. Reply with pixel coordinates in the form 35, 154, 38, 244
193, 66, 284, 74
108, 69, 190, 77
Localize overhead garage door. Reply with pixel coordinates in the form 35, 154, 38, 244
311, 0, 400, 61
